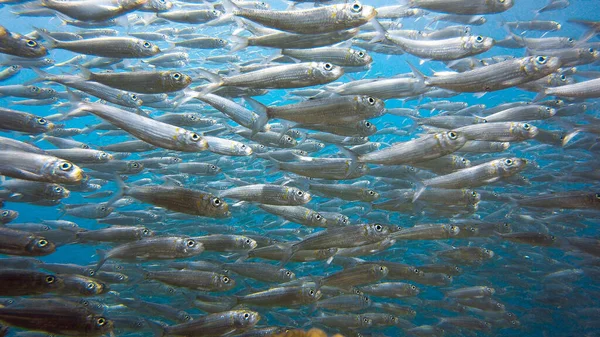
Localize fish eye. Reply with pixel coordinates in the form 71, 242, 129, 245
472, 191, 477, 197
523, 123, 531, 130
504, 159, 513, 165
379, 266, 385, 271
45, 275, 55, 283
550, 235, 556, 240
26, 40, 37, 47
365, 121, 372, 127
315, 214, 322, 220
143, 41, 151, 48
96, 317, 107, 326
172, 72, 182, 80
367, 96, 375, 105
447, 131, 458, 140
100, 206, 107, 211
243, 313, 250, 319
351, 2, 362, 12
413, 268, 419, 274
37, 239, 48, 247
536, 56, 547, 64
11, 65, 19, 70
357, 51, 365, 57
86, 282, 95, 290
142, 228, 150, 234
118, 274, 125, 281
30, 86, 39, 92
210, 165, 216, 170
560, 75, 566, 81
595, 193, 600, 199
568, 37, 574, 43
54, 186, 62, 192
375, 224, 382, 231
240, 144, 246, 149
60, 162, 73, 171
132, 163, 139, 168
285, 270, 291, 276
191, 133, 200, 141
1, 211, 8, 216
363, 318, 369, 323
212, 9, 218, 15
309, 289, 315, 295
219, 39, 225, 43
368, 190, 375, 195
36, 117, 47, 125
342, 219, 348, 224
297, 190, 303, 196
222, 276, 230, 283
211, 197, 222, 207
285, 136, 292, 142
186, 239, 196, 247
411, 285, 416, 289
323, 63, 333, 71
462, 158, 468, 163
475, 35, 483, 43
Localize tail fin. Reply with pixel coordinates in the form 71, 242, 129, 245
93, 249, 108, 273
229, 34, 249, 53
243, 96, 270, 135
412, 180, 426, 203
193, 68, 224, 95
106, 175, 129, 206
32, 27, 60, 49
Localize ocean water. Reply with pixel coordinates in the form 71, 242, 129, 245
0, 0, 599, 336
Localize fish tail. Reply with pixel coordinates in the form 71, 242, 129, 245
242, 96, 269, 135
368, 18, 389, 43
194, 68, 224, 95
532, 90, 547, 103
412, 181, 426, 203
94, 249, 108, 273
77, 66, 93, 80
406, 61, 428, 86
229, 34, 249, 52
23, 67, 51, 85
33, 27, 59, 49
106, 175, 129, 206
562, 130, 581, 147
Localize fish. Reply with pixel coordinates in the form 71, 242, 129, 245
0, 25, 47, 58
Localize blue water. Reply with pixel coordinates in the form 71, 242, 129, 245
0, 0, 599, 336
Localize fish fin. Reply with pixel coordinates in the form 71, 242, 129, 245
406, 61, 427, 85
229, 34, 249, 52
93, 249, 108, 273
33, 26, 60, 49
532, 91, 547, 103
23, 67, 51, 85
242, 96, 269, 135
368, 18, 388, 43
194, 68, 223, 94
562, 130, 580, 147
106, 175, 129, 206
412, 181, 426, 203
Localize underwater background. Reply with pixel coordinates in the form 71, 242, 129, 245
0, 0, 599, 336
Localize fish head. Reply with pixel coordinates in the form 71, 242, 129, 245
8, 64, 21, 74
97, 204, 114, 216
452, 155, 471, 169
140, 227, 155, 238
178, 237, 205, 256
279, 268, 296, 281
348, 48, 372, 66
137, 40, 161, 56
97, 151, 113, 162
470, 35, 495, 52
362, 189, 379, 201
17, 36, 48, 58
219, 274, 236, 289
183, 131, 209, 151
311, 212, 327, 227
233, 310, 261, 328
126, 161, 145, 174
358, 315, 373, 327
207, 163, 221, 174
439, 131, 467, 151
288, 187, 311, 204
357, 120, 377, 135
237, 236, 257, 250
50, 159, 84, 183
236, 142, 253, 156
514, 122, 539, 139
312, 62, 344, 83
464, 189, 480, 205
26, 236, 56, 256
165, 71, 192, 90
303, 286, 322, 302
540, 106, 556, 118
342, 2, 377, 23
44, 184, 70, 199
206, 196, 230, 218
372, 264, 389, 278
359, 95, 385, 115
0, 209, 18, 223
278, 134, 297, 148
89, 315, 114, 336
